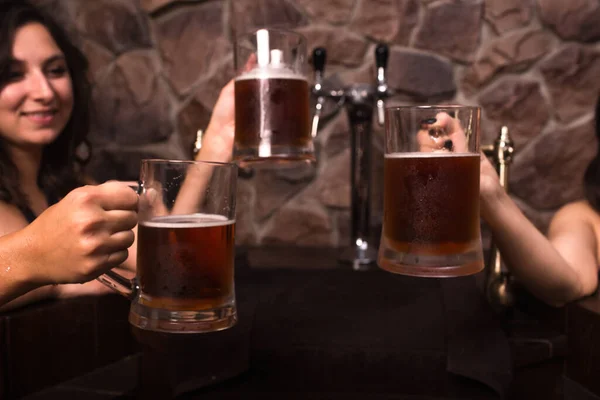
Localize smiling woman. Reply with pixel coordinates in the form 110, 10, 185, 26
0, 1, 88, 218
0, 1, 139, 311
0, 0, 238, 311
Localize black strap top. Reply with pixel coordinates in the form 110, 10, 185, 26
21, 191, 59, 223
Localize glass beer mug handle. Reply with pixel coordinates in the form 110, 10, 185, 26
95, 181, 142, 300
97, 271, 138, 300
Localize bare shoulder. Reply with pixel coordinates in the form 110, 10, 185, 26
548, 201, 600, 246
0, 200, 28, 236
551, 201, 599, 225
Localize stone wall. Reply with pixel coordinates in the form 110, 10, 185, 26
33, 0, 600, 247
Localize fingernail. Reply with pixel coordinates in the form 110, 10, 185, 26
429, 127, 443, 138
421, 118, 437, 125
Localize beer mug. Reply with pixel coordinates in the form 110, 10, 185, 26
378, 106, 484, 277
98, 159, 238, 333
233, 28, 314, 165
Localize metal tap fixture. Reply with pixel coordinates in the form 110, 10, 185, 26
482, 126, 516, 309
311, 44, 393, 271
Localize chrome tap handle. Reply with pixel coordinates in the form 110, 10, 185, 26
313, 47, 326, 85
375, 44, 390, 126
375, 43, 389, 78
485, 126, 517, 310
496, 126, 515, 177
311, 47, 327, 137
193, 129, 203, 156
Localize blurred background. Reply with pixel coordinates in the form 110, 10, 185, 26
31, 0, 600, 248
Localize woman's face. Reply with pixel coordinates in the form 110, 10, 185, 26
0, 22, 73, 151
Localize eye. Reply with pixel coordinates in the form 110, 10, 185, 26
46, 65, 67, 78
4, 63, 23, 82
6, 69, 23, 82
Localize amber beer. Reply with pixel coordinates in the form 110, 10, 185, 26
380, 152, 482, 276
234, 73, 311, 161
137, 214, 235, 311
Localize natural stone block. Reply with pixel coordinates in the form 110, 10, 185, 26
413, 0, 483, 64
86, 146, 170, 182
235, 179, 258, 245
177, 98, 212, 155
80, 39, 114, 84
537, 0, 600, 42
321, 111, 351, 158
386, 49, 456, 101
73, 0, 152, 55
478, 78, 549, 150
481, 114, 500, 148
297, 26, 368, 67
261, 197, 334, 246
91, 51, 173, 145
371, 113, 385, 151
511, 119, 596, 210
274, 164, 317, 184
140, 0, 175, 14
252, 170, 312, 221
295, 0, 356, 25
539, 44, 600, 123
190, 57, 235, 114
230, 0, 308, 38
484, 0, 532, 34
350, 0, 418, 44
32, 0, 77, 36
176, 59, 234, 157
337, 61, 375, 87
393, 0, 420, 46
154, 1, 230, 95
317, 149, 351, 208
511, 196, 555, 234
333, 209, 351, 248
461, 29, 552, 94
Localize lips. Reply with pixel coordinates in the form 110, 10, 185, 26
21, 109, 58, 125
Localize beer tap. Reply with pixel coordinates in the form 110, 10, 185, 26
311, 44, 394, 271
483, 126, 516, 309
375, 44, 390, 126
311, 47, 327, 138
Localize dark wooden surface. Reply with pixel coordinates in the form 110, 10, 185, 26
565, 289, 600, 398
4, 246, 598, 400
0, 293, 137, 399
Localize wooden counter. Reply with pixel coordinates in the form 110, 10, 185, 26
565, 289, 600, 399
3, 247, 596, 400
0, 293, 137, 398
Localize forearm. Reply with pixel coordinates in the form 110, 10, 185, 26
0, 285, 58, 313
195, 129, 232, 163
0, 230, 48, 309
482, 191, 583, 306
196, 130, 232, 163
194, 80, 234, 164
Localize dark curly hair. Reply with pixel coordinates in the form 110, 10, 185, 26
584, 94, 600, 212
0, 0, 90, 213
